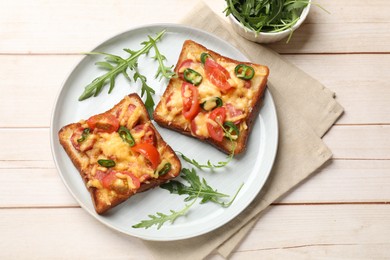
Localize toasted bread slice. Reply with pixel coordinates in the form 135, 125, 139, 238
154, 40, 269, 155
59, 93, 181, 214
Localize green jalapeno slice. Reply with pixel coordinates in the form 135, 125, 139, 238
118, 126, 135, 146
200, 97, 223, 111
234, 64, 255, 80
158, 162, 171, 176
77, 128, 90, 143
98, 159, 116, 168
183, 68, 203, 86
200, 52, 212, 65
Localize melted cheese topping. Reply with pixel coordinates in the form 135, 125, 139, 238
72, 96, 177, 204
96, 133, 131, 161
161, 53, 266, 138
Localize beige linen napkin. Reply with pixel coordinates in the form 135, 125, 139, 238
144, 2, 344, 259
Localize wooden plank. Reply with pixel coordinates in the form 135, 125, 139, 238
283, 54, 390, 124
0, 55, 82, 127
277, 159, 390, 204
0, 0, 196, 54
0, 0, 389, 54
270, 23, 390, 54
323, 125, 390, 159
1, 160, 390, 208
1, 54, 390, 127
1, 125, 390, 162
0, 169, 76, 207
0, 208, 154, 259
1, 205, 389, 259
0, 125, 389, 165
233, 204, 390, 259
0, 128, 52, 162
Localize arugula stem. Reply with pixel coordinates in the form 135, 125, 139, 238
78, 30, 166, 101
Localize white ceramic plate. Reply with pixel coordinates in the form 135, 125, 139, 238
50, 24, 278, 241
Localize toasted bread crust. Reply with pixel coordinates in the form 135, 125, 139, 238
59, 93, 181, 214
154, 40, 269, 155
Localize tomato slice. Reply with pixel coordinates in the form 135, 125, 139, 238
131, 143, 161, 170
131, 124, 157, 146
204, 58, 232, 93
87, 113, 119, 133
101, 170, 140, 193
207, 107, 227, 142
181, 82, 200, 121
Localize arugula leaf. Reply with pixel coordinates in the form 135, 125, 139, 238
133, 70, 155, 118
78, 29, 166, 101
177, 151, 234, 170
148, 36, 176, 80
160, 168, 243, 207
224, 0, 328, 42
132, 191, 198, 230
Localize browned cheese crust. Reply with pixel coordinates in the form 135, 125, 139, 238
58, 93, 181, 214
154, 40, 269, 155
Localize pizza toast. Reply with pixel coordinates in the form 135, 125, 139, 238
153, 40, 269, 155
58, 93, 181, 214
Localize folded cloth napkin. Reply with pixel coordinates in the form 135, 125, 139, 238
143, 2, 344, 259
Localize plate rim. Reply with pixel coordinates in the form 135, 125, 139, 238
50, 23, 279, 241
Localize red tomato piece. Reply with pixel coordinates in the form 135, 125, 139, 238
204, 58, 232, 93
226, 103, 244, 124
87, 113, 119, 133
207, 107, 227, 142
181, 82, 200, 121
131, 143, 161, 170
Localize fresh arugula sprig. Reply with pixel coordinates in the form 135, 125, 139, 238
78, 30, 165, 101
148, 35, 176, 80
224, 0, 329, 43
133, 70, 155, 118
132, 190, 198, 230
78, 29, 174, 116
161, 168, 243, 207
177, 151, 234, 170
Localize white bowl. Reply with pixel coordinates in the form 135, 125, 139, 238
228, 2, 311, 43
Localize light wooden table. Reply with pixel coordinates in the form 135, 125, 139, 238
1, 0, 389, 259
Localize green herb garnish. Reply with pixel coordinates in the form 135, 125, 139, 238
78, 29, 174, 116
223, 121, 240, 140
149, 35, 176, 80
133, 70, 155, 118
132, 191, 198, 230
161, 168, 243, 207
177, 151, 234, 170
224, 0, 328, 42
